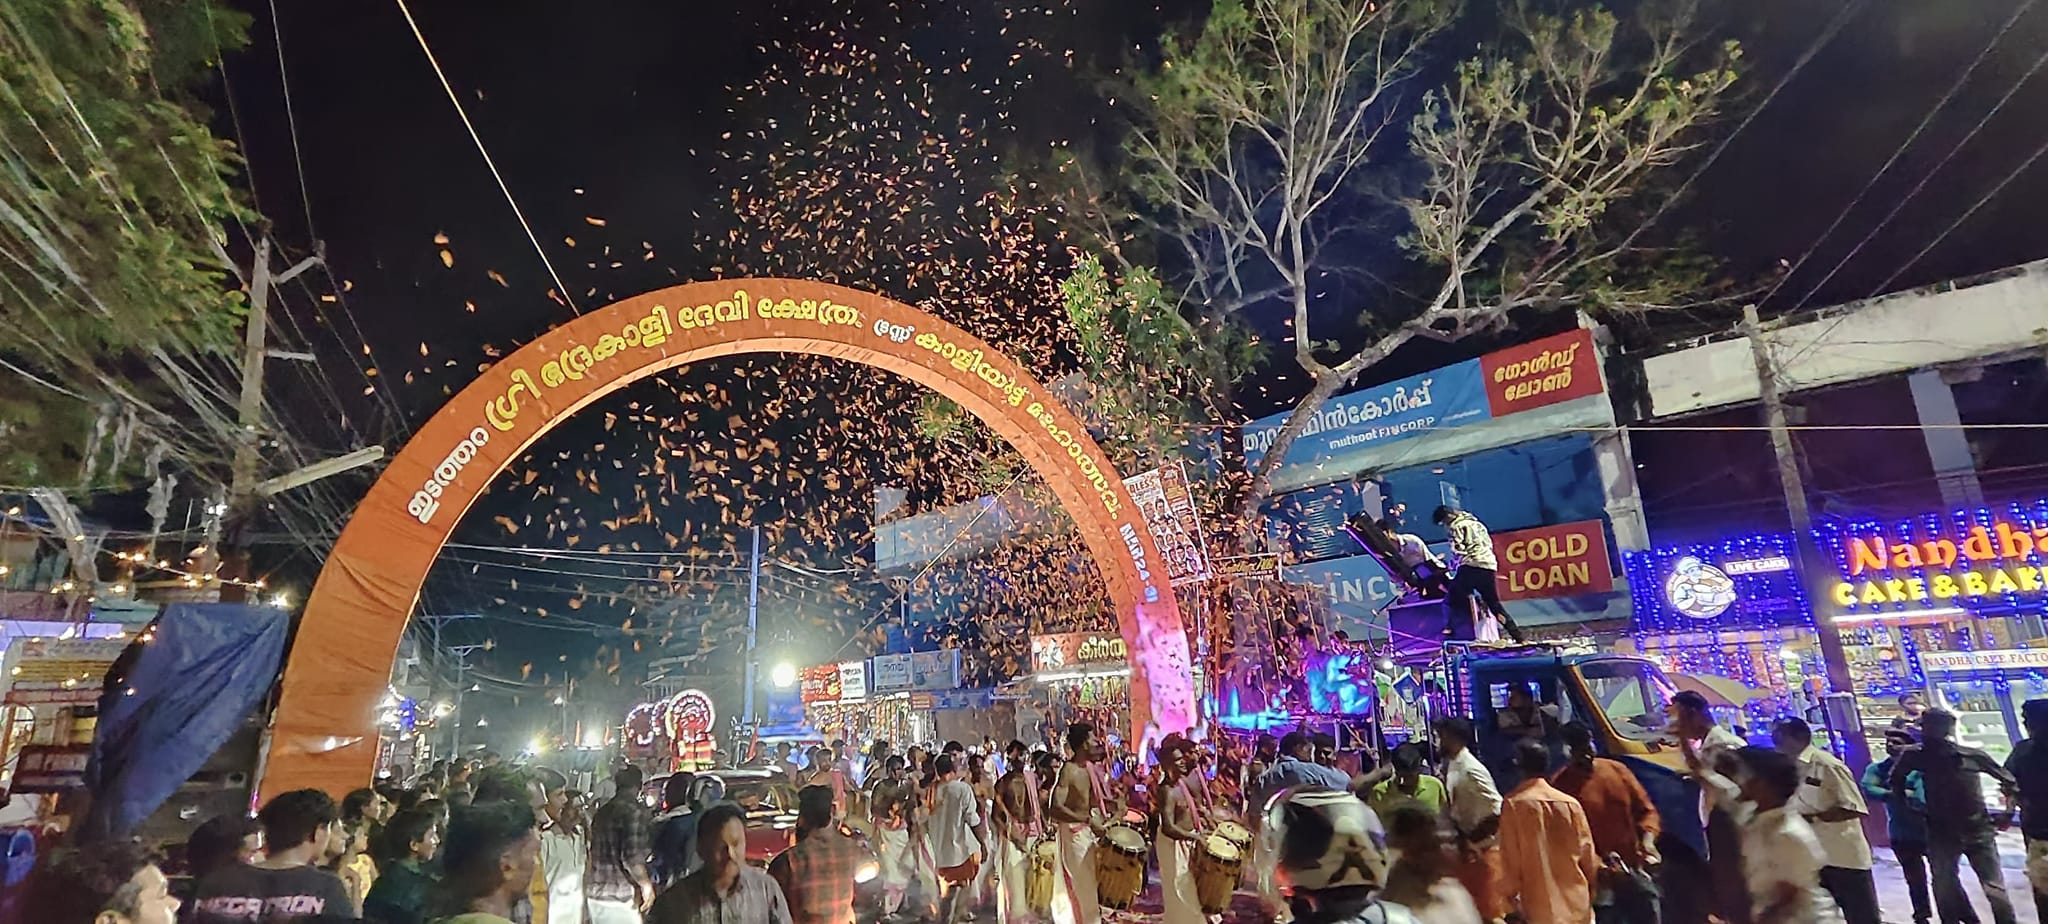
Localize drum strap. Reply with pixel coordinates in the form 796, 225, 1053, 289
1023, 768, 1046, 839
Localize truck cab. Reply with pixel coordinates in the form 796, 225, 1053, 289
1435, 644, 1707, 856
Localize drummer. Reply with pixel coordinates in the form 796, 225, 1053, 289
990, 740, 1041, 924
1048, 723, 1111, 924
1155, 734, 1211, 924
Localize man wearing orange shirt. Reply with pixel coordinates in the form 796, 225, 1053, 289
1552, 722, 1661, 924
1499, 739, 1600, 924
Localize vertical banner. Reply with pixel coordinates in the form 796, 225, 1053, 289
837, 660, 869, 701
1124, 462, 1213, 585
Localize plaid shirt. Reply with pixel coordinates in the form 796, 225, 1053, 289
767, 826, 869, 924
586, 793, 655, 903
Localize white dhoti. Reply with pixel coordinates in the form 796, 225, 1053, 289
1159, 837, 1205, 924
995, 838, 1033, 923
878, 825, 914, 913
1051, 823, 1100, 924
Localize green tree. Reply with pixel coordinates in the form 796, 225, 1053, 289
1057, 254, 1258, 470
0, 0, 252, 489
1073, 0, 1741, 518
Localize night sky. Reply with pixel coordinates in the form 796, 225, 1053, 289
209, 0, 2048, 732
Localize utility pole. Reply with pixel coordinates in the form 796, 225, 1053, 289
742, 525, 761, 736
447, 644, 484, 758
217, 239, 377, 599
1743, 305, 1871, 773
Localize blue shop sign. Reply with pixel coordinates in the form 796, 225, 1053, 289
1243, 361, 1491, 472
1284, 554, 1406, 635
929, 688, 996, 710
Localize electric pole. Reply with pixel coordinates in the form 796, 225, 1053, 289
742, 525, 761, 740
217, 239, 379, 599
1743, 305, 1871, 773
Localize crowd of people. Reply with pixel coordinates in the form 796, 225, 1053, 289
34, 688, 2048, 924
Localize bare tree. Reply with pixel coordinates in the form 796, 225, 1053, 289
1090, 0, 1740, 517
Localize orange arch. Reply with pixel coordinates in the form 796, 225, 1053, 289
261, 279, 1194, 797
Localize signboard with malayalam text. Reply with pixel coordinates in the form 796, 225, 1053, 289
3, 637, 126, 707
1030, 632, 1129, 673
871, 653, 913, 691
1242, 329, 1601, 473
909, 649, 961, 690
837, 660, 868, 701
798, 664, 841, 704
9, 743, 90, 793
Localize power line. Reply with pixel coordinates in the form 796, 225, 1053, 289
265, 0, 318, 239
1867, 126, 2048, 298
1800, 12, 2048, 308
1760, 0, 2038, 311
1616, 0, 1872, 251
391, 0, 581, 315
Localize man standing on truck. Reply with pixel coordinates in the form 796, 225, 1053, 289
1432, 506, 1525, 643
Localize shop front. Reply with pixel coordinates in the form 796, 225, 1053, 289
1020, 631, 1134, 747
1624, 496, 2048, 750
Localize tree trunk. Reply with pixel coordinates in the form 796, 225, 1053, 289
1235, 372, 1347, 531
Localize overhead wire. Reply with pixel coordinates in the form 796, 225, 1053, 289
265, 0, 318, 240
1792, 6, 2048, 311
391, 0, 581, 315
1757, 0, 2038, 312
1614, 0, 1872, 252
1866, 128, 2048, 299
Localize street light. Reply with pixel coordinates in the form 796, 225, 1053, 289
770, 662, 797, 689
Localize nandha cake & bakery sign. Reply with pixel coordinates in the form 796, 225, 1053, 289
1831, 519, 2048, 607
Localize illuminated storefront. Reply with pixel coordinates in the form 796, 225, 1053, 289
800, 652, 963, 747
1624, 497, 2048, 753
1019, 632, 1136, 746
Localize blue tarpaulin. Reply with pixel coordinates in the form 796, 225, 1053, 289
79, 603, 288, 842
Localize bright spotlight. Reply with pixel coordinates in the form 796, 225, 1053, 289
770, 662, 798, 689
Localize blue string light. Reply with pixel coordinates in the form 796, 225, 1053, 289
1625, 497, 2048, 705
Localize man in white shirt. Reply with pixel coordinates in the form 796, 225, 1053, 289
1434, 716, 1506, 920
1727, 746, 1825, 924
1773, 718, 1876, 924
930, 753, 987, 924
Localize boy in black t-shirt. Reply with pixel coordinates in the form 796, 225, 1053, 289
193, 789, 357, 922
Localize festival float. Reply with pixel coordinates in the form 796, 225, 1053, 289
624, 688, 718, 772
